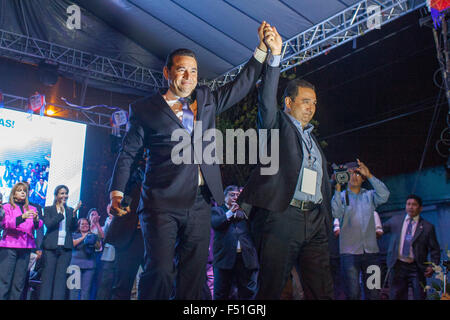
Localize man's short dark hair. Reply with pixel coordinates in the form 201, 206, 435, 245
406, 194, 423, 207
282, 79, 316, 108
165, 48, 197, 70
224, 185, 239, 197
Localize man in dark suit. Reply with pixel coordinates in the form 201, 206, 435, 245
382, 194, 441, 300
211, 185, 258, 300
109, 23, 273, 299
238, 27, 334, 300
104, 154, 145, 300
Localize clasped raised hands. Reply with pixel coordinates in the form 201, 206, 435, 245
258, 21, 283, 55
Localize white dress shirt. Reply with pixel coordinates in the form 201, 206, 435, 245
57, 207, 66, 246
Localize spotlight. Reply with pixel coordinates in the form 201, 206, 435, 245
46, 108, 55, 116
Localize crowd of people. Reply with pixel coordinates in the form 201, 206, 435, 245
0, 182, 141, 300
0, 160, 50, 207
0, 179, 443, 300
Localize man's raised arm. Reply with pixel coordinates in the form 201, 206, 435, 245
213, 22, 273, 114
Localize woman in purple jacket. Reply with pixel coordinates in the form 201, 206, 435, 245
0, 182, 43, 299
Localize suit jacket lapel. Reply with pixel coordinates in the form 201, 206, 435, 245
412, 217, 424, 244
282, 112, 303, 154
192, 88, 205, 139
63, 206, 70, 233
195, 88, 204, 123
152, 93, 184, 129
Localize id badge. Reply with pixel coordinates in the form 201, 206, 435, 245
300, 167, 317, 196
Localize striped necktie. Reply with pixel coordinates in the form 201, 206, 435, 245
179, 97, 194, 134
402, 218, 414, 257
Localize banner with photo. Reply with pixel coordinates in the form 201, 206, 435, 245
0, 108, 86, 208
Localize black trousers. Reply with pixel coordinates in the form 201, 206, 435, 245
252, 206, 334, 300
389, 260, 426, 300
138, 191, 211, 300
213, 253, 258, 300
39, 247, 72, 300
0, 248, 31, 300
111, 230, 144, 300
89, 252, 103, 300
96, 260, 115, 300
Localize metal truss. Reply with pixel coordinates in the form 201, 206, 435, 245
205, 0, 426, 90
2, 92, 116, 129
0, 29, 166, 93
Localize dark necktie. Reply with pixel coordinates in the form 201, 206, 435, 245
402, 218, 414, 257
179, 97, 194, 134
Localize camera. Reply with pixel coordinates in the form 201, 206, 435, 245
332, 162, 358, 185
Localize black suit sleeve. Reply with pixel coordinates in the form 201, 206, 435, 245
43, 206, 64, 231
212, 56, 263, 115
427, 224, 441, 265
211, 207, 230, 231
35, 206, 44, 250
70, 215, 78, 232
257, 64, 281, 130
109, 105, 145, 193
66, 207, 78, 232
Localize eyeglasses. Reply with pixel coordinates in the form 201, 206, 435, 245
299, 99, 317, 107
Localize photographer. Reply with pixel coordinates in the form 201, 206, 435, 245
211, 186, 258, 300
331, 159, 390, 300
69, 218, 100, 300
